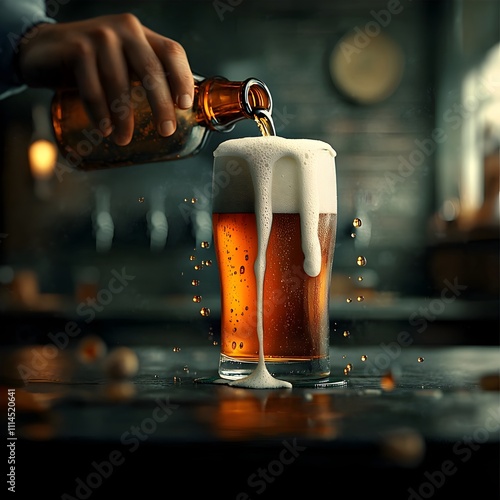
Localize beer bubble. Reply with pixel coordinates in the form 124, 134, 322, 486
357, 295, 364, 302
361, 355, 367, 361
240, 266, 245, 274
201, 241, 210, 249
232, 342, 237, 349
417, 357, 424, 363
343, 330, 350, 338
191, 279, 200, 286
353, 218, 362, 228
356, 256, 367, 266
200, 307, 210, 317
138, 196, 145, 203
192, 295, 202, 303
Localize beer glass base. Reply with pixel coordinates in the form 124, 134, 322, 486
218, 354, 331, 382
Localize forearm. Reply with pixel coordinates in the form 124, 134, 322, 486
0, 0, 55, 99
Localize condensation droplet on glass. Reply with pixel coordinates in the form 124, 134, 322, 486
356, 256, 367, 266
353, 217, 362, 228
200, 307, 210, 317
417, 357, 424, 363
361, 354, 367, 361
357, 295, 364, 302
192, 295, 202, 303
201, 241, 210, 249
240, 266, 245, 274
138, 196, 145, 203
191, 279, 200, 286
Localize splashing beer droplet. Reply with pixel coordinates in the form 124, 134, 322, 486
343, 330, 350, 338
200, 307, 210, 317
191, 198, 197, 204
191, 280, 200, 286
346, 298, 352, 303
417, 357, 424, 363
357, 256, 367, 266
346, 363, 353, 372
358, 276, 363, 282
201, 241, 210, 249
189, 255, 196, 261
361, 355, 367, 361
138, 196, 145, 203
351, 233, 356, 238
353, 218, 362, 228
192, 295, 202, 303
172, 347, 181, 352
357, 295, 364, 302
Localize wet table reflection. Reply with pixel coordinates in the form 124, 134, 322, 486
1, 342, 499, 499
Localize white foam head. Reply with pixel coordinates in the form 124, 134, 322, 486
212, 136, 337, 214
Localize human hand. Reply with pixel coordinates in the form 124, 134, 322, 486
16, 13, 194, 145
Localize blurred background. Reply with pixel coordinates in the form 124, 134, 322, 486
0, 0, 498, 348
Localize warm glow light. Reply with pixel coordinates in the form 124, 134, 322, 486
29, 139, 57, 179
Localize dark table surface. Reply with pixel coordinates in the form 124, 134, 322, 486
1, 338, 499, 500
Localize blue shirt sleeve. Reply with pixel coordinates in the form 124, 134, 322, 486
0, 0, 56, 99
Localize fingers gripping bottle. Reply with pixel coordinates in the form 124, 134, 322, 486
51, 74, 274, 170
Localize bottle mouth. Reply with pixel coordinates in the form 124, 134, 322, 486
242, 78, 273, 116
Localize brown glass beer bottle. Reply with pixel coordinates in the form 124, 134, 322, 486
51, 74, 273, 170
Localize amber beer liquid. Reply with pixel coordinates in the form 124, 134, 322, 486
212, 137, 337, 381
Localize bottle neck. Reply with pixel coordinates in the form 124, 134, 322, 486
197, 77, 273, 132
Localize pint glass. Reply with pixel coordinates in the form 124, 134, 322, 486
212, 136, 337, 381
